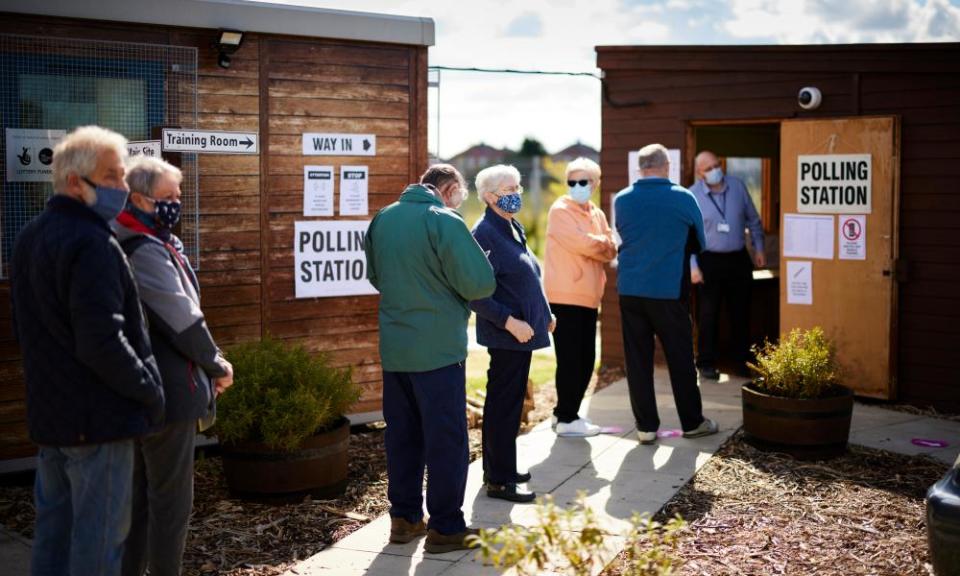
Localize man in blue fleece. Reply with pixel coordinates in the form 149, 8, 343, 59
614, 143, 719, 445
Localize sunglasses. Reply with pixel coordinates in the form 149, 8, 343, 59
567, 179, 590, 187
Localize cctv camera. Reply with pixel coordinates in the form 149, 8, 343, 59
798, 87, 822, 110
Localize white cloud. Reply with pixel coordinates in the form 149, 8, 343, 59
723, 0, 960, 43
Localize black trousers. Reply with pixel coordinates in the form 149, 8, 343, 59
550, 303, 598, 423
696, 249, 753, 369
483, 348, 532, 484
619, 295, 704, 433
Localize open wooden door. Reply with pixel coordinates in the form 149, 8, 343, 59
779, 117, 899, 399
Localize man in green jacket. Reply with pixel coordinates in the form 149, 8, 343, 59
365, 164, 495, 554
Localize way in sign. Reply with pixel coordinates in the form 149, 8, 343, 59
310, 137, 370, 153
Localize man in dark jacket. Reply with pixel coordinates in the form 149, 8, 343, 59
365, 164, 496, 554
114, 156, 232, 576
10, 126, 164, 576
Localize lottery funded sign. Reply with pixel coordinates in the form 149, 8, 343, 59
5, 128, 64, 182
797, 154, 871, 214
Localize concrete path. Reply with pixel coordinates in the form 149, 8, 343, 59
286, 372, 960, 575
2, 371, 958, 576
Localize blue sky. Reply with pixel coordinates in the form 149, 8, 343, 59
266, 0, 960, 157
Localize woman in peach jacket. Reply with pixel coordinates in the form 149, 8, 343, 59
543, 157, 617, 437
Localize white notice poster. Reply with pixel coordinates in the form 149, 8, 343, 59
303, 165, 334, 216
783, 213, 834, 260
294, 220, 378, 298
787, 260, 813, 305
628, 148, 681, 185
302, 133, 377, 156
838, 215, 866, 260
340, 166, 369, 216
5, 128, 65, 182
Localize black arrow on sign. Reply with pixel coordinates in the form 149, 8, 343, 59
240, 137, 254, 149
362, 139, 372, 151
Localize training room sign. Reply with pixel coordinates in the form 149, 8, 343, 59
161, 129, 258, 154
797, 154, 872, 214
294, 220, 378, 298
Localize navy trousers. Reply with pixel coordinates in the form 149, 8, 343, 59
382, 363, 469, 535
483, 348, 532, 485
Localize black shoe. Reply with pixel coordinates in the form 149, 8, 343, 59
699, 367, 720, 380
483, 471, 531, 484
486, 483, 536, 503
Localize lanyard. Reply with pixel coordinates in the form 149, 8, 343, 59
707, 191, 727, 221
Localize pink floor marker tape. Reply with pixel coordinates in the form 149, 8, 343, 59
657, 429, 683, 438
911, 438, 949, 448
600, 426, 624, 434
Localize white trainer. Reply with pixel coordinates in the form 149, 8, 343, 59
682, 418, 719, 439
637, 430, 657, 444
556, 418, 602, 437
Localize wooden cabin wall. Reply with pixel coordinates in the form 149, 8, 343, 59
597, 44, 960, 410
0, 13, 428, 459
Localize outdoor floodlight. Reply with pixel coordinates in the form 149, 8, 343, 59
216, 29, 244, 69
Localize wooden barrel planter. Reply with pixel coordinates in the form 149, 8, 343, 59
220, 416, 350, 502
742, 385, 854, 460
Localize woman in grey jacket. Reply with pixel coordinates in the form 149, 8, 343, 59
114, 156, 233, 576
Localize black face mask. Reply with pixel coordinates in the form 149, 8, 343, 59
154, 200, 182, 230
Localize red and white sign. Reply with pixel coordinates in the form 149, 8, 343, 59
839, 215, 866, 260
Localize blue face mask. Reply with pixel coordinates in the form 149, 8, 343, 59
496, 193, 522, 214
82, 176, 129, 222
705, 167, 724, 186
569, 183, 592, 204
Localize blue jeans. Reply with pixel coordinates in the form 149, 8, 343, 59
383, 363, 469, 535
32, 440, 134, 576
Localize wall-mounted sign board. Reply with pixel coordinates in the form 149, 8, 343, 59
302, 133, 377, 156
162, 129, 258, 154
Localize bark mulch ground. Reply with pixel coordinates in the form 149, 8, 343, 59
603, 431, 944, 576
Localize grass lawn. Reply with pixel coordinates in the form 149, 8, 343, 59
465, 347, 557, 398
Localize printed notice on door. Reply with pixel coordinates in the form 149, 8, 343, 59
787, 260, 813, 305
838, 215, 866, 260
303, 165, 334, 216
340, 166, 369, 216
783, 214, 834, 260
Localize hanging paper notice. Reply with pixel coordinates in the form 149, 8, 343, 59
340, 166, 369, 216
787, 261, 813, 305
838, 215, 866, 260
294, 220, 377, 298
303, 165, 334, 216
783, 214, 834, 260
5, 128, 65, 182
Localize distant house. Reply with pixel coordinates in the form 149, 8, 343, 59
551, 141, 599, 164
446, 143, 511, 176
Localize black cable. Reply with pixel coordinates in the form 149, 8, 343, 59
427, 65, 647, 108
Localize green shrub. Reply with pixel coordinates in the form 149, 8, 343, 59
213, 337, 360, 451
469, 492, 685, 576
747, 326, 843, 399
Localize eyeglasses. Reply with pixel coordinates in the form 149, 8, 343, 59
567, 179, 590, 187
497, 185, 523, 196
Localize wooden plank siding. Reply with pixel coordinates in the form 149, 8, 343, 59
0, 12, 428, 459
597, 43, 960, 411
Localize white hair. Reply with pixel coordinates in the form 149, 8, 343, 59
52, 126, 128, 193
637, 143, 669, 173
565, 157, 601, 181
475, 164, 521, 202
126, 155, 182, 198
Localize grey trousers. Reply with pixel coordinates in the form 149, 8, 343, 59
122, 420, 196, 576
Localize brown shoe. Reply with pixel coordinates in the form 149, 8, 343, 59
389, 517, 427, 544
424, 527, 480, 554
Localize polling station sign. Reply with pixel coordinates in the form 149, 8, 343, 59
294, 220, 378, 298
797, 154, 872, 214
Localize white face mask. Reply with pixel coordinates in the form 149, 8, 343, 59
569, 183, 592, 204
705, 167, 724, 186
